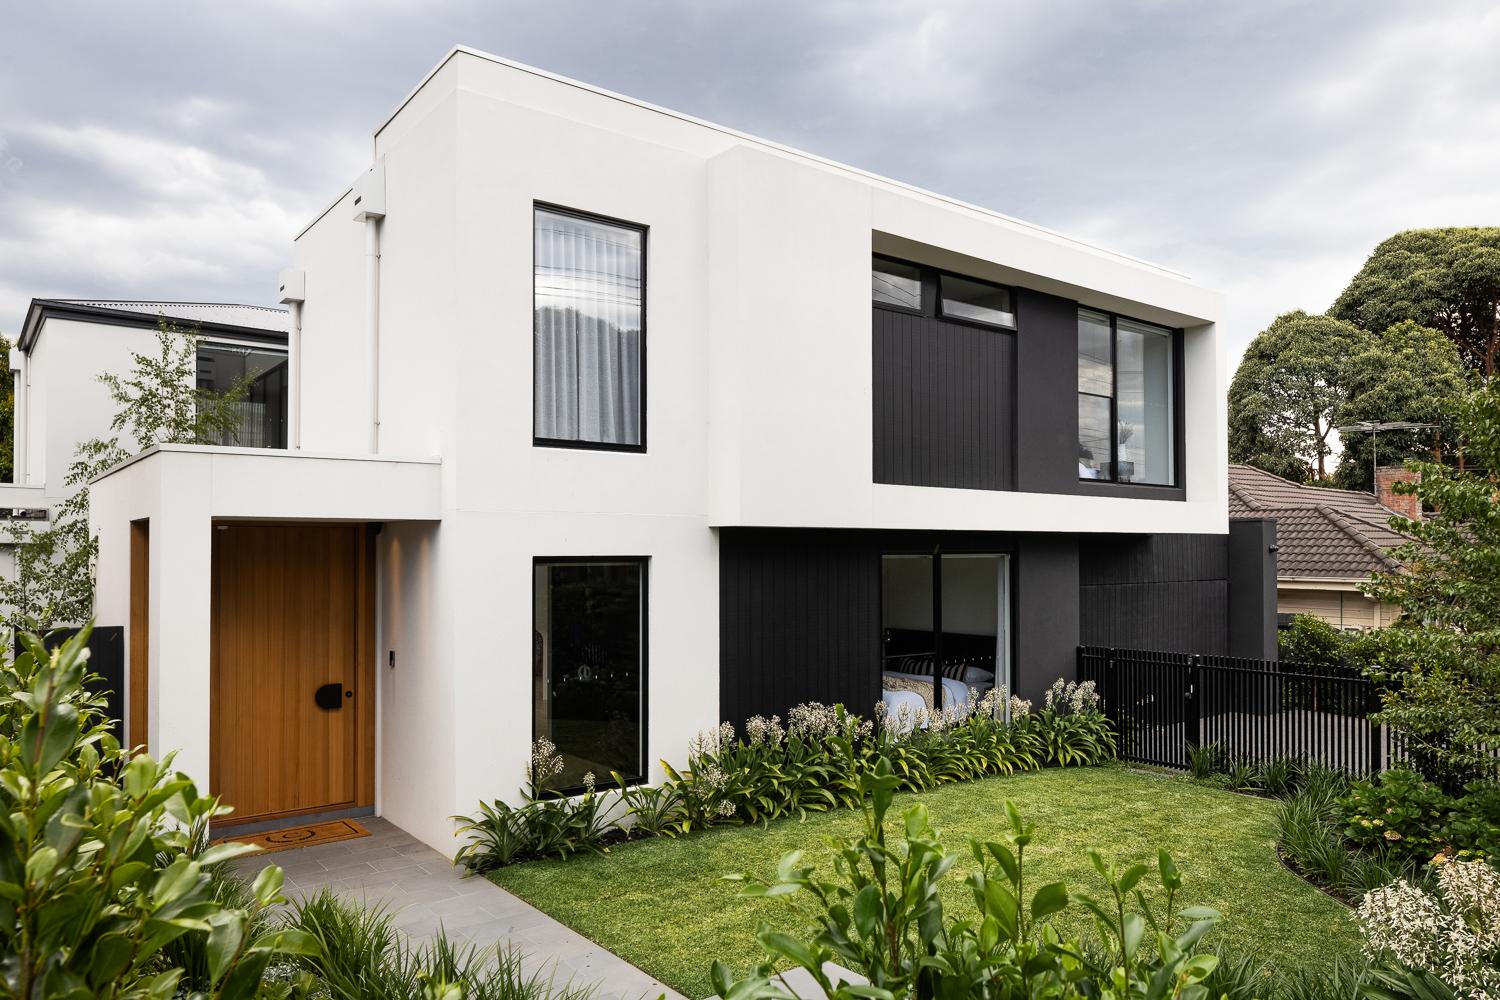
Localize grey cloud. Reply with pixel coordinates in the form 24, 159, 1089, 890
2, 0, 1497, 367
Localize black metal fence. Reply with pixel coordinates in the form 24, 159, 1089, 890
1078, 645, 1388, 776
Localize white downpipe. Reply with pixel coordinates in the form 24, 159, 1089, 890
11, 351, 27, 485
364, 217, 381, 453
287, 301, 303, 450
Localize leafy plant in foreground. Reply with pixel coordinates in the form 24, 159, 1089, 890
289, 889, 596, 1000
714, 756, 1226, 1000
0, 626, 315, 998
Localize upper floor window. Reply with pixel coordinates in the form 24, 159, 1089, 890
1077, 308, 1176, 485
872, 257, 923, 310
197, 343, 288, 449
939, 274, 1015, 329
871, 256, 1015, 331
534, 206, 645, 450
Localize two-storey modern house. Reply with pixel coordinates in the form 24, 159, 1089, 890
88, 47, 1275, 854
0, 300, 288, 578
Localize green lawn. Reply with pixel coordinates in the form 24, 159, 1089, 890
492, 766, 1359, 998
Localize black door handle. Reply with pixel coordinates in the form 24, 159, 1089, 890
315, 683, 345, 710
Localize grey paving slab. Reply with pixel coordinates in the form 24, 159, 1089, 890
229, 817, 682, 1000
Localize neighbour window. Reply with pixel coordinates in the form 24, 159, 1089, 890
1077, 308, 1176, 485
534, 206, 645, 449
872, 257, 923, 310
196, 344, 288, 449
939, 274, 1015, 329
533, 558, 646, 791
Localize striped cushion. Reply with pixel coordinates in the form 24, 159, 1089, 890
891, 656, 971, 681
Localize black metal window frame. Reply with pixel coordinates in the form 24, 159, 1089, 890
872, 254, 1017, 332
1076, 308, 1184, 489
530, 555, 650, 795
532, 202, 649, 454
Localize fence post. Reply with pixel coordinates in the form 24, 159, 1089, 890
1186, 654, 1202, 750
1105, 648, 1119, 734
1368, 685, 1383, 777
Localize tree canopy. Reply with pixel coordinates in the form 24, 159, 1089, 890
1331, 227, 1500, 378
1228, 310, 1365, 482
1332, 320, 1470, 490
1229, 311, 1469, 486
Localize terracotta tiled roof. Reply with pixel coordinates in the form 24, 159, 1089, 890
1229, 464, 1408, 580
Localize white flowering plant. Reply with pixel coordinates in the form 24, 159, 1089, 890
454, 737, 618, 872
457, 676, 1117, 870
1357, 859, 1500, 999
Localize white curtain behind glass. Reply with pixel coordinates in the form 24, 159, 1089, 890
534, 209, 643, 445
1115, 319, 1174, 485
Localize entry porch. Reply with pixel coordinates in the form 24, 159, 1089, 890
90, 444, 442, 832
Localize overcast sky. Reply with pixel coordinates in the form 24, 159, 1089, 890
2, 1, 1498, 371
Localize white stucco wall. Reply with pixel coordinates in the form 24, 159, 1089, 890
90, 447, 442, 792
21, 317, 157, 502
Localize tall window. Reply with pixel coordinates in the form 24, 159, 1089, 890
533, 559, 646, 791
1077, 309, 1175, 485
534, 206, 645, 449
196, 343, 288, 449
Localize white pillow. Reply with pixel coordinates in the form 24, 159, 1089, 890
964, 666, 995, 686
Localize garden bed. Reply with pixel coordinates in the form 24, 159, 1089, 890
491, 764, 1360, 997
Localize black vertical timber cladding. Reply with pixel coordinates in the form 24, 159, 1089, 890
1014, 288, 1081, 495
16, 627, 126, 735
1014, 535, 1079, 704
872, 309, 1015, 491
1228, 518, 1279, 659
1078, 535, 1230, 654
719, 529, 881, 726
719, 528, 1086, 723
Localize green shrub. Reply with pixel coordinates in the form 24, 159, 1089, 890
0, 627, 316, 998
1341, 769, 1452, 864
289, 889, 595, 1000
1187, 741, 1227, 779
457, 679, 1117, 873
1339, 770, 1500, 867
1279, 614, 1355, 667
714, 756, 1225, 1000
454, 740, 616, 873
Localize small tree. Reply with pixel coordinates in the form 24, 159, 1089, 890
1361, 381, 1500, 788
1228, 310, 1367, 481
0, 320, 248, 629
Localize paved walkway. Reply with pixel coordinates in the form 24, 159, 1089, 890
231, 818, 683, 1000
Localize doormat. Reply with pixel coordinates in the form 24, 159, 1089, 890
217, 818, 370, 854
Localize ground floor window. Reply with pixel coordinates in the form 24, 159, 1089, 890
880, 551, 1011, 715
532, 558, 646, 791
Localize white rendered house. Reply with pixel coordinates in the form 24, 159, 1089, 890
0, 300, 289, 569
88, 47, 1274, 854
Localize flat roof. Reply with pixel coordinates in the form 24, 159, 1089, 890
18, 299, 290, 352
310, 45, 1193, 284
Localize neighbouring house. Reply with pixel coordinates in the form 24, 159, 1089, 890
0, 300, 289, 577
82, 47, 1275, 854
1228, 463, 1409, 631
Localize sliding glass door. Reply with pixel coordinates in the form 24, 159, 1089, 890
880, 551, 1010, 713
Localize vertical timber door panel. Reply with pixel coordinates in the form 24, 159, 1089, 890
212, 524, 362, 824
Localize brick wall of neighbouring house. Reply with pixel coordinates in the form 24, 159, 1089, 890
1376, 466, 1421, 521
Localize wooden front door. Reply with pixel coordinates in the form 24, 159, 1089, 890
211, 523, 373, 825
